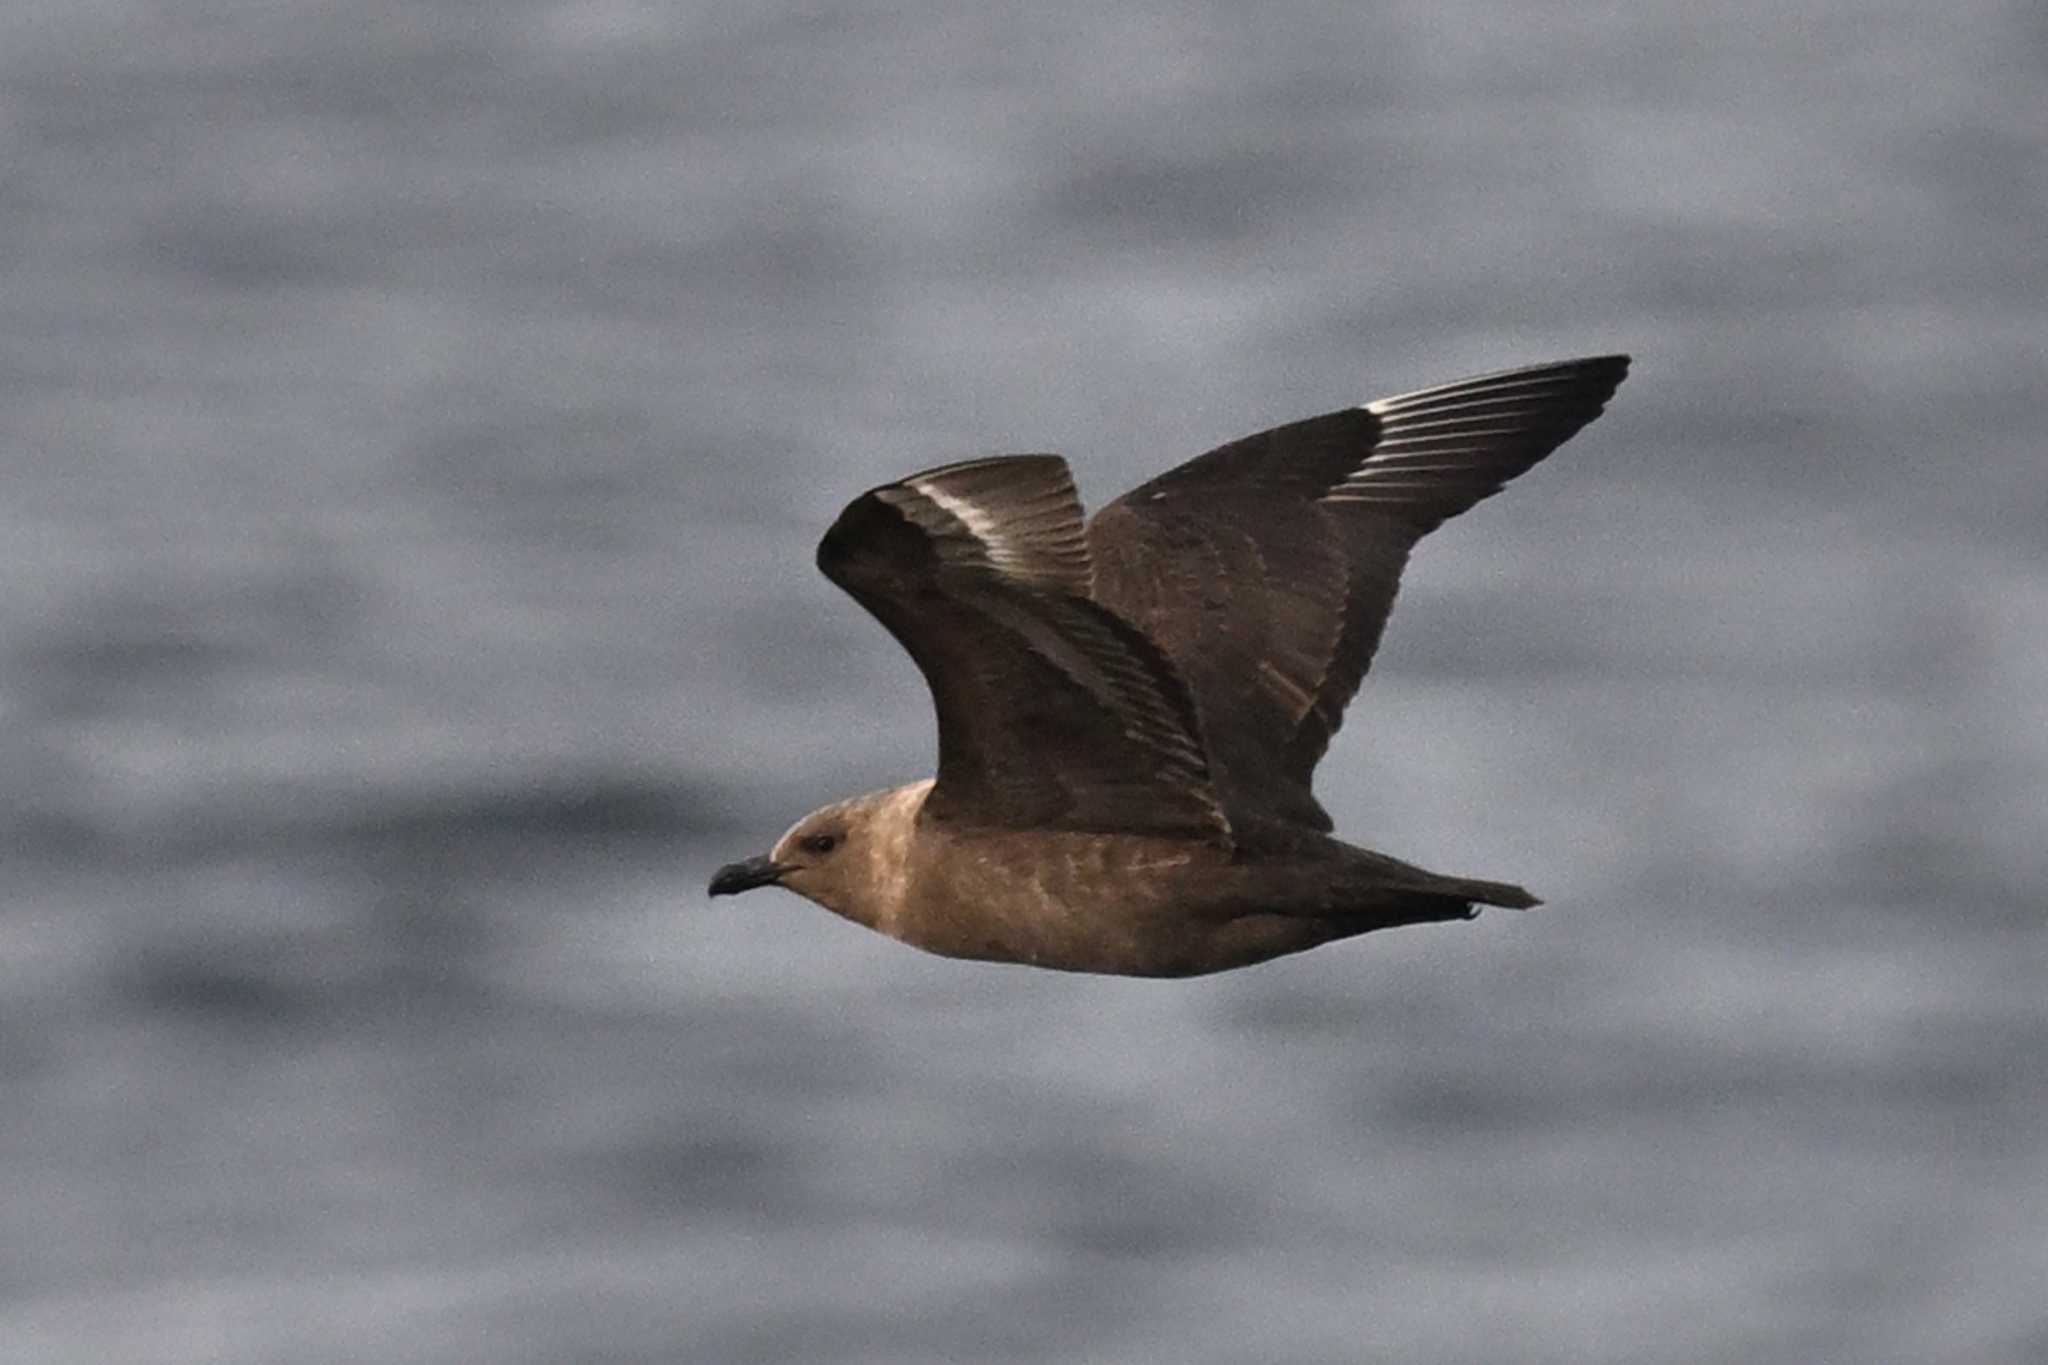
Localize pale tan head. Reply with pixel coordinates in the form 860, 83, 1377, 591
707, 779, 932, 932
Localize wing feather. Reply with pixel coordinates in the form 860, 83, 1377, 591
819, 455, 1230, 843
1089, 355, 1630, 829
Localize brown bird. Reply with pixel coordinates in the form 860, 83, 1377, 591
711, 355, 1629, 976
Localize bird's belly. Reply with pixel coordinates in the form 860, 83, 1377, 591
888, 832, 1332, 977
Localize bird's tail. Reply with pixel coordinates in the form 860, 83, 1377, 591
1428, 875, 1541, 911
1319, 842, 1542, 921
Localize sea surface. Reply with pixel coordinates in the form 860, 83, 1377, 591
3, 2, 2044, 1361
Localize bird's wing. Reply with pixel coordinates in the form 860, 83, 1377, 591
818, 454, 1230, 844
1087, 355, 1629, 831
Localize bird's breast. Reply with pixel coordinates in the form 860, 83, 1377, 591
884, 828, 1270, 975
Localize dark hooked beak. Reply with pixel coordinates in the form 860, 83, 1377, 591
708, 855, 789, 897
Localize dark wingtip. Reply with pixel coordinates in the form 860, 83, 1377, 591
1525, 353, 1630, 414
817, 489, 927, 586
1575, 354, 1631, 411
1584, 352, 1630, 396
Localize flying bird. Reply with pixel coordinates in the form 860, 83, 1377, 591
711, 355, 1629, 976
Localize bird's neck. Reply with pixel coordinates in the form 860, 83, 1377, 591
849, 777, 934, 936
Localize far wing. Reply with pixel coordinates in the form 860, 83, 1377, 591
818, 455, 1230, 844
1089, 355, 1630, 830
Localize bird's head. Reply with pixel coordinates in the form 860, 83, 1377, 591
707, 779, 931, 930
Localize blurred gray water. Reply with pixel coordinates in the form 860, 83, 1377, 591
4, 2, 2045, 1362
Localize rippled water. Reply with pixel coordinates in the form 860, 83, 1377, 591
4, 2, 2044, 1361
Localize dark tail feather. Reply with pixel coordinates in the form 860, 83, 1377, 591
1326, 873, 1542, 941
1435, 876, 1541, 911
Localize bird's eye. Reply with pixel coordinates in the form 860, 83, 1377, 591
800, 832, 839, 856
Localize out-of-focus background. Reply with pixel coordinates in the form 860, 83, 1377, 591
4, 2, 2044, 1361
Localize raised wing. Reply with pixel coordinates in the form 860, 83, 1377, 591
1088, 355, 1629, 831
818, 455, 1230, 843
